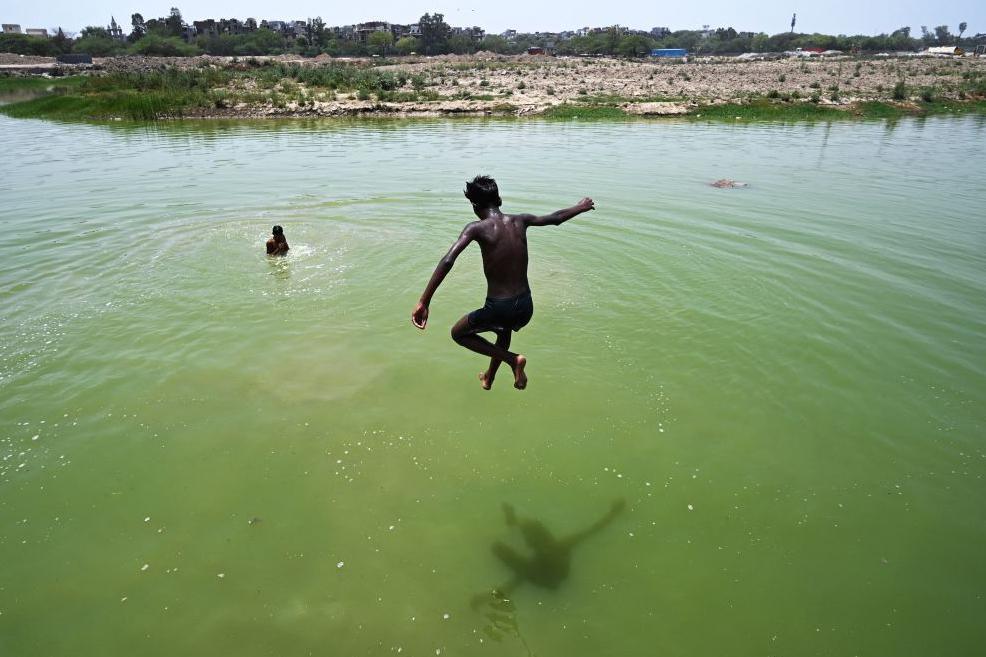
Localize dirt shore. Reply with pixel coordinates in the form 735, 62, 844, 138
4, 52, 984, 118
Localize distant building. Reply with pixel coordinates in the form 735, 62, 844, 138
25, 28, 49, 38
219, 18, 246, 35
107, 16, 124, 40
452, 26, 485, 41
193, 19, 219, 38
389, 24, 412, 40
330, 25, 356, 40
501, 29, 517, 40
57, 53, 93, 64
650, 27, 671, 38
354, 21, 391, 43
926, 45, 964, 55
2, 23, 22, 34
651, 48, 688, 58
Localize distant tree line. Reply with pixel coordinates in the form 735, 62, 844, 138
0, 8, 981, 58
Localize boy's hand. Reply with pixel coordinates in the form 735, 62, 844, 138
578, 197, 595, 212
411, 302, 429, 329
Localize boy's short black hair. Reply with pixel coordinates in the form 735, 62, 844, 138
464, 175, 502, 208
272, 225, 284, 235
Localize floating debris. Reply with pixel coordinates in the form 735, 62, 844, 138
336, 561, 345, 569
710, 179, 748, 188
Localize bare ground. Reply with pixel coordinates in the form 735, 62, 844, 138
4, 52, 984, 117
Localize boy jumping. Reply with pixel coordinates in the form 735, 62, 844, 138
411, 176, 594, 390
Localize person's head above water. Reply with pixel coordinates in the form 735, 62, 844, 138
267, 225, 288, 254
464, 175, 502, 211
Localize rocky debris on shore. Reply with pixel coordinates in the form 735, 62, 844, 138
187, 98, 549, 118
0, 53, 57, 66
623, 102, 692, 115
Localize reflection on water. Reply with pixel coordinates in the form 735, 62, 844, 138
0, 89, 45, 105
267, 256, 291, 280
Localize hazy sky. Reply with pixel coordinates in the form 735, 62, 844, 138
4, 0, 983, 37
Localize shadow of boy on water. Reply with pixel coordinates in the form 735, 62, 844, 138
470, 499, 626, 647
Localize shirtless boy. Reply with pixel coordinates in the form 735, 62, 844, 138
411, 176, 594, 390
266, 225, 289, 256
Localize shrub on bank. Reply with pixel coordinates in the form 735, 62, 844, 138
131, 35, 201, 57
0, 33, 63, 56
892, 80, 908, 100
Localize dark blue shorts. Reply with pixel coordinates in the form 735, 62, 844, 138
467, 290, 534, 333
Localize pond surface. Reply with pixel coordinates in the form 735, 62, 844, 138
1, 114, 984, 656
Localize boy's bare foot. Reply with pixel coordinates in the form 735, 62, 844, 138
512, 355, 527, 390
479, 371, 493, 390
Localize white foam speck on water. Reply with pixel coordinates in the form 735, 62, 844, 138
336, 562, 344, 569
140, 564, 149, 572
688, 504, 694, 511
217, 573, 225, 579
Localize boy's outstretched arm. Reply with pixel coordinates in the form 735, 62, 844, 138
411, 224, 477, 330
523, 197, 595, 227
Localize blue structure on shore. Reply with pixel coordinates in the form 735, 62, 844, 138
650, 48, 688, 58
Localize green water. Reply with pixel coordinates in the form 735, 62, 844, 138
1, 115, 984, 656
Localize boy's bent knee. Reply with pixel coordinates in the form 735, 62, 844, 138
450, 318, 473, 343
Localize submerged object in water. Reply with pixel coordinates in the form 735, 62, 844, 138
711, 179, 748, 188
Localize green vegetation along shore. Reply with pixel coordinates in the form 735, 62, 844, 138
2, 55, 985, 123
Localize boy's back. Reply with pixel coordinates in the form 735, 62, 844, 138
469, 213, 531, 299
